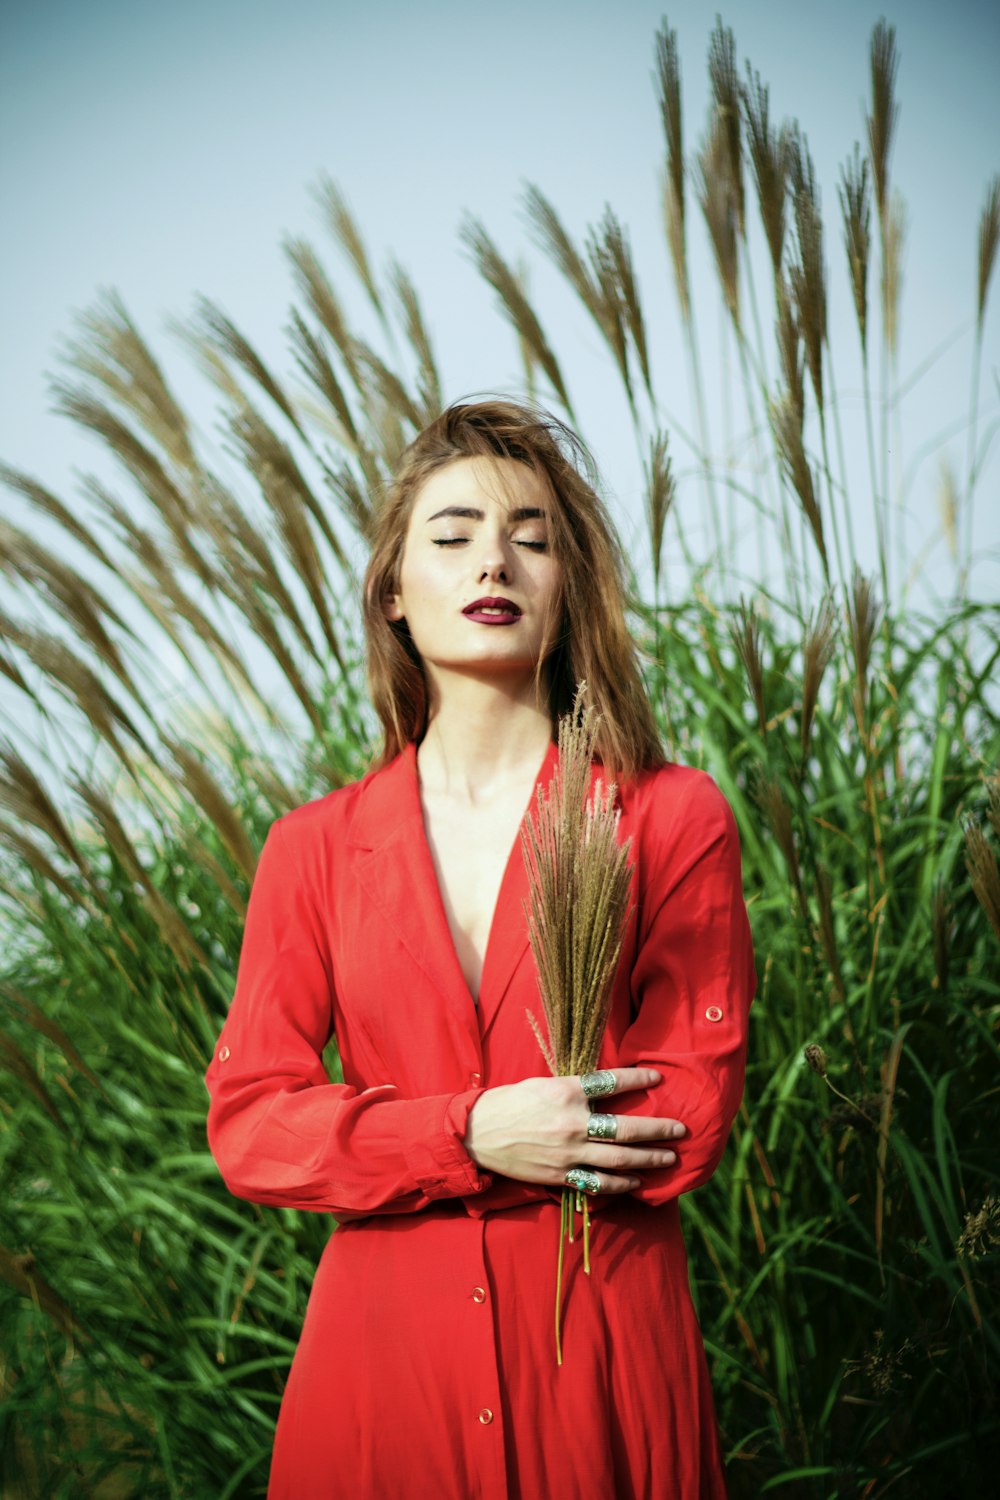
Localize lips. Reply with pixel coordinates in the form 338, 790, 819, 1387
463, 596, 522, 625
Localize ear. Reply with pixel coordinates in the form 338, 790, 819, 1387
382, 590, 405, 623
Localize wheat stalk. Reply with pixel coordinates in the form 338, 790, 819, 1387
520, 683, 634, 1363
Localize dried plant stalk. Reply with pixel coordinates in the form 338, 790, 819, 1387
521, 683, 634, 1363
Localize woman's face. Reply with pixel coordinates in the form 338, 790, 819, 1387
384, 455, 563, 690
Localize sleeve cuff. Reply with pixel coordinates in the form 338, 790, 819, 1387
401, 1088, 493, 1200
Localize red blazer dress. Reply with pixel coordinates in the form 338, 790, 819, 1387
205, 739, 756, 1499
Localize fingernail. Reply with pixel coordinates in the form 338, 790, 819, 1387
629, 1179, 642, 1190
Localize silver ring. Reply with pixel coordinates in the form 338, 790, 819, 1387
581, 1069, 616, 1100
565, 1167, 602, 1195
586, 1112, 618, 1141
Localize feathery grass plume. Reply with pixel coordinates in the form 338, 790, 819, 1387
867, 19, 899, 235
883, 190, 905, 361
0, 614, 151, 771
957, 1195, 1000, 1260
521, 684, 634, 1363
49, 387, 213, 590
387, 259, 443, 421
85, 478, 264, 707
190, 296, 306, 439
0, 465, 116, 573
800, 596, 836, 756
1, 817, 97, 912
322, 457, 374, 540
644, 430, 675, 594
846, 566, 882, 732
522, 184, 599, 317
57, 290, 198, 474
459, 215, 575, 418
708, 17, 745, 240
0, 743, 88, 875
804, 1043, 827, 1077
162, 736, 258, 886
963, 815, 1000, 943
523, 187, 649, 410
937, 457, 959, 562
199, 470, 325, 669
284, 237, 364, 391
312, 175, 385, 327
0, 1034, 64, 1124
286, 307, 361, 451
983, 769, 1000, 840
742, 65, 789, 278
227, 389, 351, 578
839, 144, 872, 356
511, 257, 541, 404
769, 391, 827, 574
351, 337, 426, 434
754, 772, 804, 911
731, 598, 767, 735
976, 176, 1000, 333
697, 113, 741, 330
775, 277, 805, 427
0, 521, 141, 700
655, 22, 688, 320
70, 776, 208, 970
788, 129, 827, 414
590, 206, 653, 402
1, 983, 103, 1092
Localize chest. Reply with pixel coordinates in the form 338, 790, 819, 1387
420, 792, 529, 1004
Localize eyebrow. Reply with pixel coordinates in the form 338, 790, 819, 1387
425, 505, 547, 523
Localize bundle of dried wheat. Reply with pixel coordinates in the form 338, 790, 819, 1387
521, 683, 634, 1363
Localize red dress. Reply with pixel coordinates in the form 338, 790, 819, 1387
205, 740, 756, 1498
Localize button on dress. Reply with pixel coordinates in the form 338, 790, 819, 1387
205, 740, 756, 1498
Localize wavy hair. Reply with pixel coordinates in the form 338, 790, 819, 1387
362, 398, 663, 781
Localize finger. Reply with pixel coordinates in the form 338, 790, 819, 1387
563, 1167, 642, 1196
577, 1066, 661, 1098
599, 1115, 687, 1144
577, 1143, 678, 1172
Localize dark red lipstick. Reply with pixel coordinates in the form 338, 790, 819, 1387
462, 596, 522, 625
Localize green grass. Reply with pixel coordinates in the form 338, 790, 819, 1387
2, 14, 999, 1498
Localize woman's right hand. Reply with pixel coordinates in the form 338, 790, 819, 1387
463, 1068, 686, 1193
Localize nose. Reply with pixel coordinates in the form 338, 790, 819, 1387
477, 539, 511, 583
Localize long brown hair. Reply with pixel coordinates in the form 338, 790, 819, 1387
362, 398, 663, 781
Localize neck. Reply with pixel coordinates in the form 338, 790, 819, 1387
416, 672, 553, 803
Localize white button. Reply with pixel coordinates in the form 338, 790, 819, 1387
469, 1071, 482, 1087
478, 1407, 493, 1425
705, 1006, 723, 1023
219, 1045, 231, 1061
471, 1286, 486, 1303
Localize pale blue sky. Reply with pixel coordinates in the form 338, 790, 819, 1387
2, 0, 998, 615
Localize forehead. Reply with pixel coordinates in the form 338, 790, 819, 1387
409, 454, 552, 521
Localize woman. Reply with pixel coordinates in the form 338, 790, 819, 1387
206, 399, 756, 1498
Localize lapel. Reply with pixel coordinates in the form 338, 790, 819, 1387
348, 745, 476, 1041
346, 739, 614, 1049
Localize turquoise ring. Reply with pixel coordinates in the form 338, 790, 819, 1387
565, 1167, 602, 1195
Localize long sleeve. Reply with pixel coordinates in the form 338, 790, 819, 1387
613, 770, 756, 1207
205, 819, 493, 1218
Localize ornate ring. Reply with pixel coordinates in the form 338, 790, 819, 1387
565, 1167, 602, 1195
586, 1112, 618, 1142
580, 1069, 617, 1100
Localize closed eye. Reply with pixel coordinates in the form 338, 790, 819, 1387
432, 536, 547, 550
